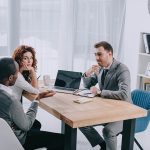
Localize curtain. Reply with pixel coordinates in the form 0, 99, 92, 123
0, 0, 126, 78
73, 0, 126, 72
19, 0, 61, 78
0, 0, 8, 55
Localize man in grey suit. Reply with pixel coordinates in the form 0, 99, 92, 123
0, 57, 64, 150
80, 41, 131, 150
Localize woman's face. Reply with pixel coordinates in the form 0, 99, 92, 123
21, 52, 33, 67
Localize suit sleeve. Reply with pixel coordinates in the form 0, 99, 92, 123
101, 66, 131, 101
10, 98, 38, 131
82, 73, 98, 89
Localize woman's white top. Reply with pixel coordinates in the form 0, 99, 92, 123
10, 72, 39, 101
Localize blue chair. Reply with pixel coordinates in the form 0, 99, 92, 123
131, 89, 150, 150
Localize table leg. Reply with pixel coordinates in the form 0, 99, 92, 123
61, 121, 65, 134
64, 124, 77, 150
121, 119, 135, 150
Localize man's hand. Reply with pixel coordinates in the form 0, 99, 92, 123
36, 90, 56, 100
85, 65, 100, 77
90, 86, 101, 96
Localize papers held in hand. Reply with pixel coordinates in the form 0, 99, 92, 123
73, 89, 96, 98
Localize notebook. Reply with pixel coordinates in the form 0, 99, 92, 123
53, 70, 82, 94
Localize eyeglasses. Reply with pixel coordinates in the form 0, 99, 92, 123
94, 52, 101, 56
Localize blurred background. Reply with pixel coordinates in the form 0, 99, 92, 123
1, 0, 150, 90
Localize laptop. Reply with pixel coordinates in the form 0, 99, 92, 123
53, 70, 82, 94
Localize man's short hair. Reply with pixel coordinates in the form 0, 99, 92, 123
0, 58, 16, 81
94, 41, 113, 54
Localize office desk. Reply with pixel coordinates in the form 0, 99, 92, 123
36, 93, 147, 150
24, 91, 147, 150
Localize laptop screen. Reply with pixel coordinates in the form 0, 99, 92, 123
54, 70, 82, 89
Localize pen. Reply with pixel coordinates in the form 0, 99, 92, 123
37, 75, 41, 80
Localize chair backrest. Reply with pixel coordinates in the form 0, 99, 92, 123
0, 118, 24, 150
131, 89, 150, 133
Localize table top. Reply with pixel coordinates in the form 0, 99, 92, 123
38, 92, 147, 128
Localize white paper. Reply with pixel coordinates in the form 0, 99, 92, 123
74, 89, 96, 98
73, 97, 93, 103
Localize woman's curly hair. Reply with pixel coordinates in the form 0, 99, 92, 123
12, 45, 37, 71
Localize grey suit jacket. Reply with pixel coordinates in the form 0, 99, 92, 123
83, 59, 132, 103
0, 89, 38, 145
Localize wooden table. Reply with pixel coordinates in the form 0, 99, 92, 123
31, 92, 147, 150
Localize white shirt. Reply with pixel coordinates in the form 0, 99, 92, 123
0, 84, 13, 96
9, 72, 39, 101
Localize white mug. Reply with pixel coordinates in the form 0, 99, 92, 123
43, 75, 51, 86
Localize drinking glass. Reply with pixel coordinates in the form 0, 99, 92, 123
43, 75, 51, 87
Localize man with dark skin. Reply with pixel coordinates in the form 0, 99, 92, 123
0, 57, 64, 150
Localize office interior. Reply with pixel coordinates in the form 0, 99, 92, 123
1, 0, 150, 149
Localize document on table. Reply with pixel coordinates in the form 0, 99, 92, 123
73, 97, 93, 104
73, 89, 96, 98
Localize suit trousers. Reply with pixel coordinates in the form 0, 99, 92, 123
23, 130, 64, 150
31, 119, 41, 131
79, 121, 123, 150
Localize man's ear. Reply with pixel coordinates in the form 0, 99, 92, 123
109, 51, 112, 56
8, 75, 13, 81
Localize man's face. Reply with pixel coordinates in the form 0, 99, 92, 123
21, 52, 33, 68
94, 46, 112, 67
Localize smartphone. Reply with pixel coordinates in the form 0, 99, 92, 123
22, 70, 30, 81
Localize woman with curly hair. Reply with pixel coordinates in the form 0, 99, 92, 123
12, 45, 38, 88
10, 45, 55, 131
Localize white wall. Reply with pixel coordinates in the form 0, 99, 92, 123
123, 0, 150, 89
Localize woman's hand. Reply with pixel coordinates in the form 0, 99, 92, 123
20, 62, 38, 87
20, 62, 34, 73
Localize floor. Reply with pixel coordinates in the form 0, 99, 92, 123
23, 98, 150, 150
